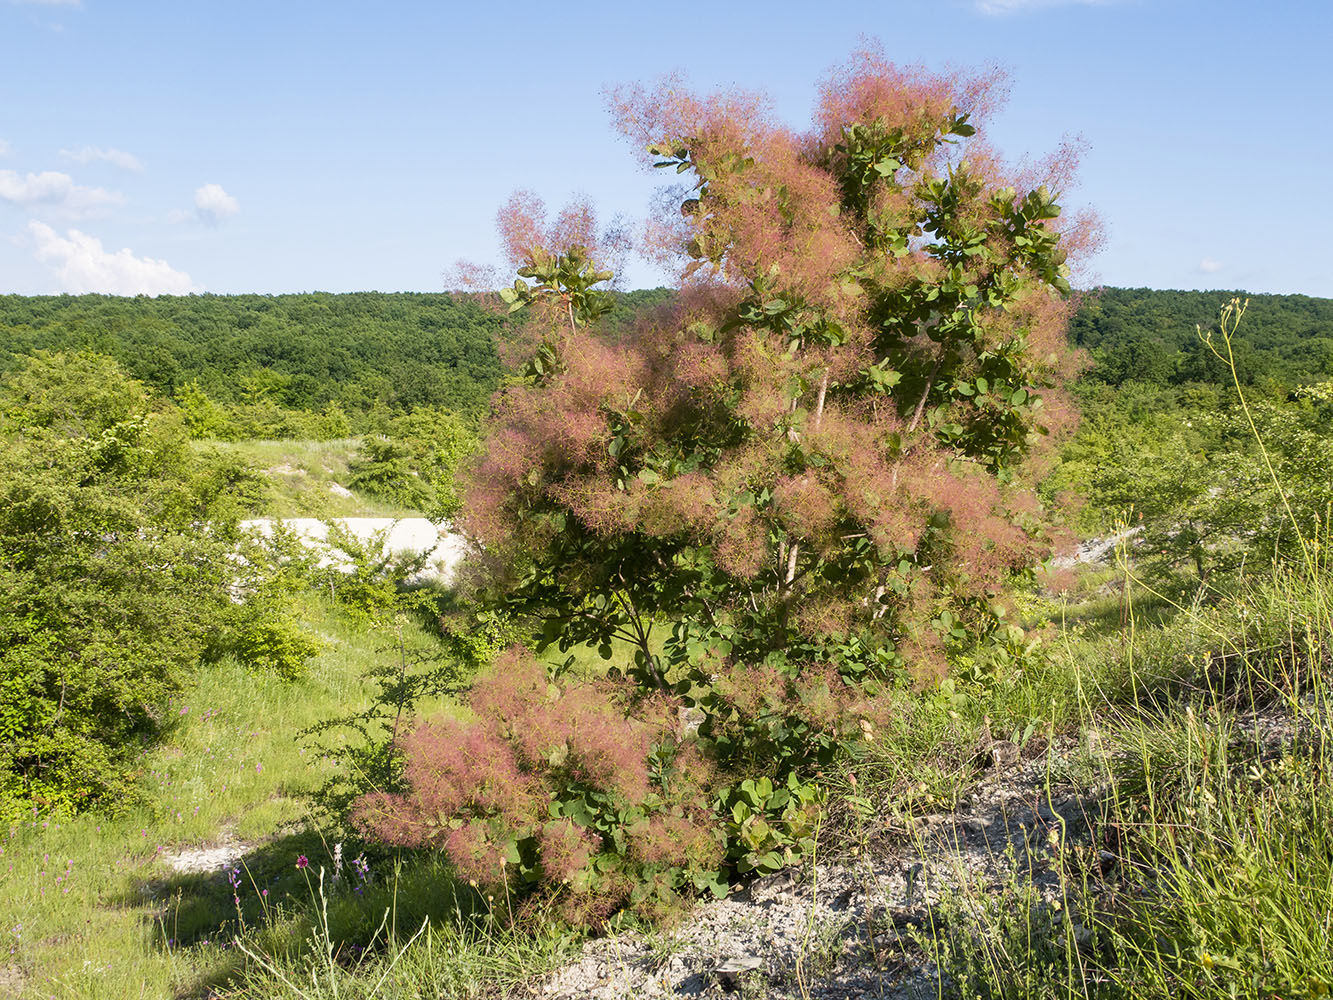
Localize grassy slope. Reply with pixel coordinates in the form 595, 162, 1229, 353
9, 563, 1333, 999
205, 438, 417, 519
1, 595, 452, 1000
8, 433, 1333, 999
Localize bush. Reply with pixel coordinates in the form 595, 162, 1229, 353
354, 648, 724, 925
349, 408, 477, 517
0, 353, 261, 818
349, 435, 430, 508
225, 614, 322, 680
363, 49, 1093, 924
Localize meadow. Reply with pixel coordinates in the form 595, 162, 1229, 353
4, 396, 1333, 998
3, 281, 1332, 998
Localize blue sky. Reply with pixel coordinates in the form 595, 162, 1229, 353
1, 0, 1328, 297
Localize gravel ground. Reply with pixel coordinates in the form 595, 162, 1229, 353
541, 690, 1329, 999
541, 742, 1094, 999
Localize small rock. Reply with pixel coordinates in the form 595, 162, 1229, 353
714, 954, 762, 992
1084, 728, 1104, 756
990, 740, 1021, 769
678, 705, 705, 736
0, 963, 27, 998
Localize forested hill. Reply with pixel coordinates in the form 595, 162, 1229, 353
1070, 287, 1333, 387
1, 286, 1329, 418
0, 291, 511, 415
0, 288, 677, 417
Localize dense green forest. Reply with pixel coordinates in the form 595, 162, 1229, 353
1070, 286, 1333, 387
0, 289, 675, 416
2, 287, 1329, 426
0, 292, 506, 416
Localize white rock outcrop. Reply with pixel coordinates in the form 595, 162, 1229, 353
238, 517, 468, 585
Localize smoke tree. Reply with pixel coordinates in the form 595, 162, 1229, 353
471, 51, 1092, 681
358, 49, 1094, 916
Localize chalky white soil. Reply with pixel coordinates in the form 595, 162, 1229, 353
543, 742, 1094, 1000
238, 517, 468, 585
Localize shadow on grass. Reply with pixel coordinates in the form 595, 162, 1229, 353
116, 831, 490, 998
1061, 578, 1194, 635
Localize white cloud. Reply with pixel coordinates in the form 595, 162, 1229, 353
193, 183, 239, 224
27, 221, 199, 295
60, 145, 144, 172
0, 140, 10, 158
975, 0, 1122, 14
0, 169, 124, 216
1199, 257, 1224, 274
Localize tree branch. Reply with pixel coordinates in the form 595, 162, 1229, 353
907, 350, 945, 433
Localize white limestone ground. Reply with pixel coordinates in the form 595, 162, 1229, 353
163, 836, 251, 876
1051, 527, 1142, 570
237, 517, 470, 586
541, 691, 1325, 999
541, 741, 1095, 1000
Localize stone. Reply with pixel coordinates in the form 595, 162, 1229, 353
714, 954, 763, 992
990, 740, 1021, 769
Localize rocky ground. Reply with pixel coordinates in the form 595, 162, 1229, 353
539, 688, 1325, 1000
541, 738, 1097, 1000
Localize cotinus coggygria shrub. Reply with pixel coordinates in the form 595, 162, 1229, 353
354, 647, 723, 925
358, 47, 1096, 922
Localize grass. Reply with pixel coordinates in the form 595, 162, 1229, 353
895, 564, 1333, 1000
18, 558, 1333, 999
10, 561, 1333, 998
203, 438, 417, 519
0, 593, 480, 1000
11, 556, 1333, 1000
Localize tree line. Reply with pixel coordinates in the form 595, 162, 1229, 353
1, 286, 1328, 431
1070, 286, 1333, 389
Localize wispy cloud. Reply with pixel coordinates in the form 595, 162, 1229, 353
27, 221, 198, 295
186, 182, 240, 225
7, 0, 82, 6
0, 140, 10, 159
0, 169, 124, 217
1199, 257, 1224, 274
975, 0, 1124, 15
60, 145, 144, 172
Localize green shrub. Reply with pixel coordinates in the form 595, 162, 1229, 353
227, 615, 322, 680
348, 409, 477, 517
0, 353, 260, 818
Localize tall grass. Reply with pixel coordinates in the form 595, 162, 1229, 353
903, 300, 1333, 999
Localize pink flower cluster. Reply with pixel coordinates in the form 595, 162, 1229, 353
354, 648, 719, 905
